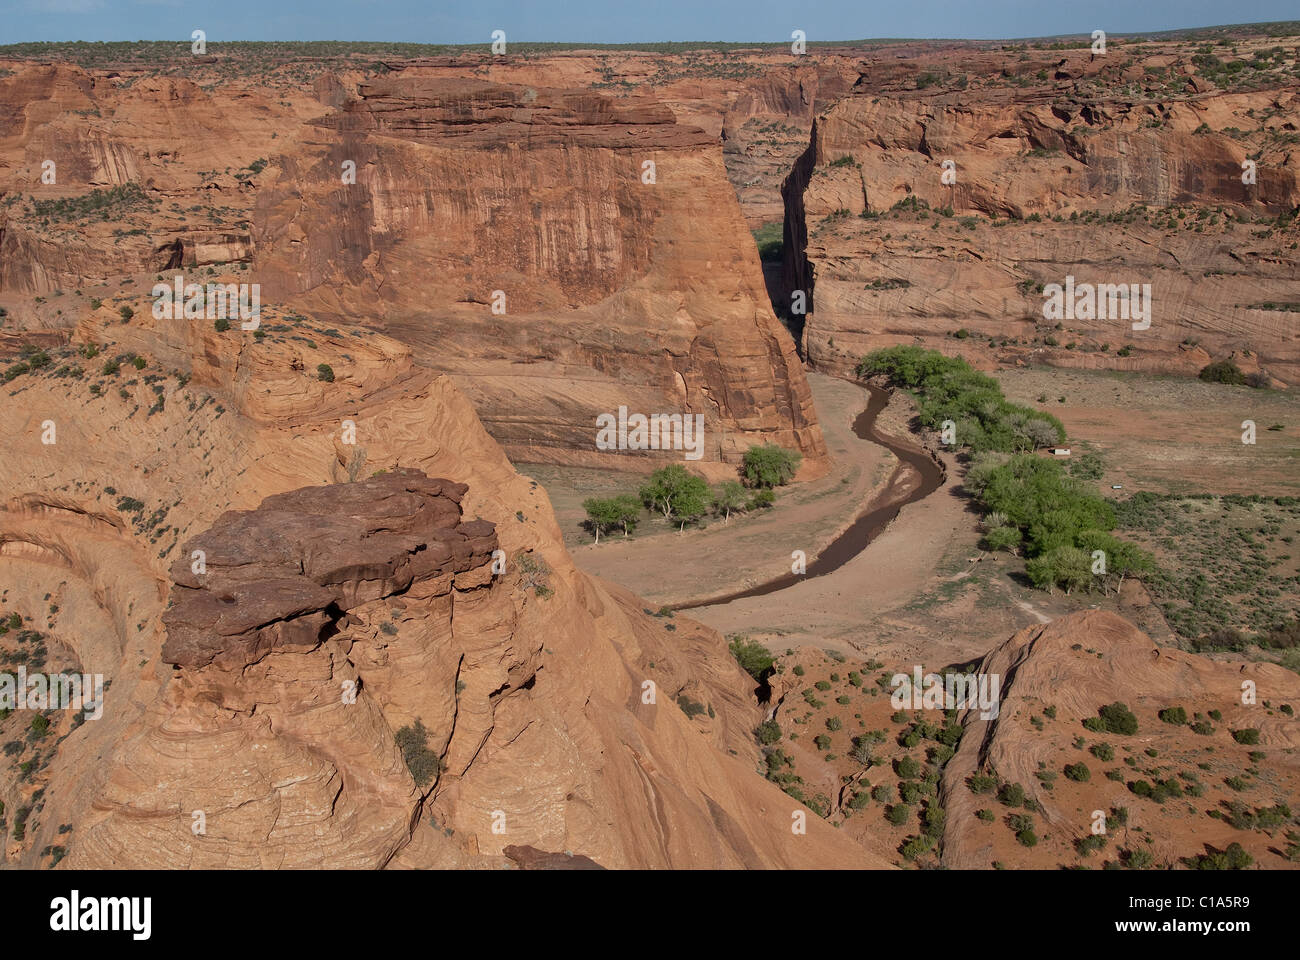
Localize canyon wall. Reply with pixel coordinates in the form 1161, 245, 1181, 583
253, 75, 825, 475
0, 59, 826, 474
783, 45, 1300, 383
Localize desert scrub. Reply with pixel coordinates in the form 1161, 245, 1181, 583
394, 718, 440, 787
515, 552, 553, 598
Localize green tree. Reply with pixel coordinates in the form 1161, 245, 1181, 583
582, 495, 640, 543
610, 495, 641, 536
741, 444, 802, 488
712, 480, 747, 523
1026, 545, 1093, 594
983, 524, 1022, 556
582, 497, 624, 544
1074, 529, 1153, 594
639, 465, 710, 532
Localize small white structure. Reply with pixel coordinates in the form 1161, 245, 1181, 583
1052, 448, 1071, 456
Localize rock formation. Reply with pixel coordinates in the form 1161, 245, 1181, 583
0, 310, 877, 868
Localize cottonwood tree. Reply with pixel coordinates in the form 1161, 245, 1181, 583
639, 464, 710, 531
582, 495, 641, 543
712, 480, 747, 523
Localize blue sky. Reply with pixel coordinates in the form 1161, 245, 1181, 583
2, 0, 1296, 45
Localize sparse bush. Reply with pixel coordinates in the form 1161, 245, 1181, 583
394, 718, 441, 788
754, 720, 782, 745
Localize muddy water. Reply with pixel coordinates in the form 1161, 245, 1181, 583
673, 383, 945, 610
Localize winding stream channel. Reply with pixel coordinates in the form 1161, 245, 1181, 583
674, 383, 946, 610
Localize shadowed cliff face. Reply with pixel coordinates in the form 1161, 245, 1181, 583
253, 76, 827, 477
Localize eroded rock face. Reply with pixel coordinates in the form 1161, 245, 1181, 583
161, 472, 497, 669
939, 611, 1300, 869
253, 76, 827, 475
0, 314, 875, 867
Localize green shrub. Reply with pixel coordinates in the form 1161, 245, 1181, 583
1188, 842, 1253, 870
1077, 834, 1107, 856
741, 444, 802, 488
1090, 742, 1114, 761
1232, 728, 1260, 745
754, 720, 782, 745
394, 718, 441, 787
1199, 360, 1246, 385
1084, 702, 1139, 736
1158, 706, 1188, 725
728, 636, 774, 681
998, 782, 1026, 806
1122, 847, 1153, 869
676, 695, 707, 719
895, 756, 921, 779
